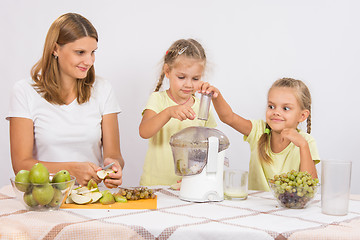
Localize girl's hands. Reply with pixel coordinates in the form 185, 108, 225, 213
280, 128, 307, 148
96, 157, 123, 188
168, 104, 196, 121
197, 81, 220, 98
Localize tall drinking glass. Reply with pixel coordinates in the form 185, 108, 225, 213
321, 160, 352, 216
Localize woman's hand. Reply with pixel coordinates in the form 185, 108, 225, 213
96, 158, 123, 188
167, 105, 196, 121
72, 162, 101, 187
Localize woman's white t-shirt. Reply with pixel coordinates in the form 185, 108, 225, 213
6, 77, 121, 166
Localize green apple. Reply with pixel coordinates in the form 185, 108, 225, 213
15, 170, 30, 192
32, 183, 54, 205
29, 163, 49, 184
52, 170, 71, 190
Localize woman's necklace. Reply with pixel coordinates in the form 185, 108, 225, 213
167, 90, 191, 105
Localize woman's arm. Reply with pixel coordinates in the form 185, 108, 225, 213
101, 113, 125, 188
9, 117, 101, 186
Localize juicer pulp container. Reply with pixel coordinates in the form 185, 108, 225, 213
170, 126, 230, 202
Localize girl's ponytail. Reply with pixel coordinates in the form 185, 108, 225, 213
155, 71, 165, 92
306, 109, 312, 134
257, 123, 273, 164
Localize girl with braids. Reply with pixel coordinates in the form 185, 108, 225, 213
199, 78, 319, 191
139, 39, 217, 186
7, 13, 124, 188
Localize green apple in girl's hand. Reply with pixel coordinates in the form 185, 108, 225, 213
15, 170, 30, 192
29, 163, 49, 184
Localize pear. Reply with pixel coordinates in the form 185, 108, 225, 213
77, 186, 98, 195
113, 192, 127, 203
52, 170, 71, 190
32, 183, 54, 205
23, 191, 38, 207
87, 179, 98, 191
48, 188, 63, 207
97, 169, 114, 180
29, 163, 49, 184
84, 192, 103, 203
69, 193, 92, 204
65, 195, 74, 204
15, 170, 30, 192
99, 191, 115, 205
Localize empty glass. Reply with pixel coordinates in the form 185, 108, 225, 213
223, 169, 248, 200
321, 160, 352, 216
198, 92, 213, 121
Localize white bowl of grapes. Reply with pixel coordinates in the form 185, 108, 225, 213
268, 170, 320, 209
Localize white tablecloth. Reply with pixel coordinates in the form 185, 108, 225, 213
1, 185, 360, 240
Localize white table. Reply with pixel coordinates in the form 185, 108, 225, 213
1, 185, 360, 240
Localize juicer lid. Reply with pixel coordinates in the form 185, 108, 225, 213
169, 126, 230, 151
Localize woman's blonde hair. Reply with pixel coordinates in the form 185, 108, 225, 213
154, 39, 206, 92
31, 13, 98, 105
258, 78, 312, 164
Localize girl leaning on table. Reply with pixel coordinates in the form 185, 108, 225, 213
199, 78, 320, 191
139, 39, 217, 186
6, 13, 124, 188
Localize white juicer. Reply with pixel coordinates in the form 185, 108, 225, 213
170, 126, 230, 202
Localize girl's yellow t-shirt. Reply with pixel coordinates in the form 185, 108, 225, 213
140, 91, 217, 186
244, 119, 320, 191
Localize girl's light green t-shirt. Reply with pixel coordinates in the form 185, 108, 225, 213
244, 119, 320, 191
140, 91, 217, 186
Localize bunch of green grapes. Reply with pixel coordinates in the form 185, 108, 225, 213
268, 170, 319, 208
118, 187, 156, 201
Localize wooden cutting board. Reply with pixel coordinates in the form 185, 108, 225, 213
61, 197, 157, 209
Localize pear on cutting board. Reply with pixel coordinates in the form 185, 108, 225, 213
69, 193, 92, 205
99, 190, 115, 205
83, 192, 102, 203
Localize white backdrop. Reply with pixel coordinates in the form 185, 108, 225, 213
1, 0, 359, 193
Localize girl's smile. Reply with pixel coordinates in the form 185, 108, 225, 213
266, 87, 305, 132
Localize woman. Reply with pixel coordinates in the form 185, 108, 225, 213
7, 13, 124, 188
